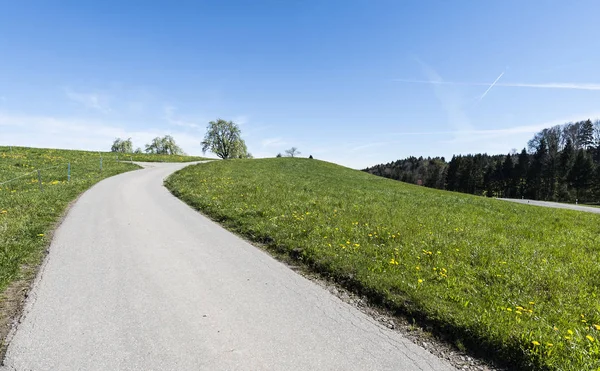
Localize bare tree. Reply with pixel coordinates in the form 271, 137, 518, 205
285, 147, 301, 157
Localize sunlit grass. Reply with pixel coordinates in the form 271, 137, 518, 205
166, 158, 600, 370
0, 146, 143, 293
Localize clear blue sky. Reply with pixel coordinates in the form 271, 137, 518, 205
2, 1, 600, 168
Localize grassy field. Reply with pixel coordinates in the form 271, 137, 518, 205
166, 158, 600, 371
0, 146, 204, 294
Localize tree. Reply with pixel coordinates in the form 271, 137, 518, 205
578, 119, 595, 149
111, 138, 133, 153
285, 147, 301, 157
145, 135, 184, 155
568, 149, 594, 200
276, 153, 282, 158
201, 119, 249, 159
514, 149, 529, 198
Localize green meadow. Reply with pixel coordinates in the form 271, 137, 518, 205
166, 158, 600, 370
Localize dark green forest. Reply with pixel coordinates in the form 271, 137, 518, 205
364, 119, 600, 203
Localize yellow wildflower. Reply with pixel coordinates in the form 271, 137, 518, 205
418, 279, 423, 284
532, 341, 540, 346
594, 324, 600, 331
37, 233, 44, 237
587, 335, 595, 342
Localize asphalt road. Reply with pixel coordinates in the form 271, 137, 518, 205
499, 198, 600, 214
3, 162, 455, 371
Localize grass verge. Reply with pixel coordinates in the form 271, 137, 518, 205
165, 158, 600, 371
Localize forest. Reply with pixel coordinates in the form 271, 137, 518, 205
364, 119, 600, 203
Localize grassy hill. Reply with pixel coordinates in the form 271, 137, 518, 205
166, 157, 600, 370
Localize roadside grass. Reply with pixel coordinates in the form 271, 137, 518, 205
0, 146, 142, 293
166, 158, 600, 371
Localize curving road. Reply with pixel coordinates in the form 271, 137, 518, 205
3, 162, 455, 371
499, 198, 600, 214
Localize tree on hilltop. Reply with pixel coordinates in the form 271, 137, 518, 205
111, 138, 133, 153
145, 135, 184, 155
201, 119, 250, 159
285, 147, 301, 157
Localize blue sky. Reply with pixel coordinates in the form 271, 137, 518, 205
2, 1, 600, 168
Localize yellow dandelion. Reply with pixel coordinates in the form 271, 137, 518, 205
416, 266, 420, 270
418, 279, 423, 283
37, 233, 44, 237
532, 341, 540, 346
506, 308, 512, 312
529, 301, 535, 305
594, 324, 600, 330
586, 335, 595, 342
545, 343, 553, 347
568, 330, 574, 335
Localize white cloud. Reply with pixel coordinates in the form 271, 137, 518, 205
163, 105, 202, 129
65, 88, 111, 113
260, 137, 286, 147
0, 112, 208, 156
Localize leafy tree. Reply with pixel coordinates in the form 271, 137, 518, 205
285, 147, 301, 157
134, 147, 143, 154
276, 153, 282, 158
201, 119, 249, 159
111, 138, 133, 153
145, 135, 184, 155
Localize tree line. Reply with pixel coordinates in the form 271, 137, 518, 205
110, 119, 252, 159
111, 135, 185, 155
364, 119, 600, 203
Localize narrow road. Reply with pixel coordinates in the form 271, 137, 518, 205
499, 198, 600, 214
3, 162, 455, 371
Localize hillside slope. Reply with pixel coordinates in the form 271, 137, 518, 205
166, 158, 600, 370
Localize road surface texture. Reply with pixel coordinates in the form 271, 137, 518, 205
3, 162, 455, 371
499, 198, 600, 214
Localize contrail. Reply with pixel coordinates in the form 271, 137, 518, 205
478, 71, 505, 101
393, 79, 600, 91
